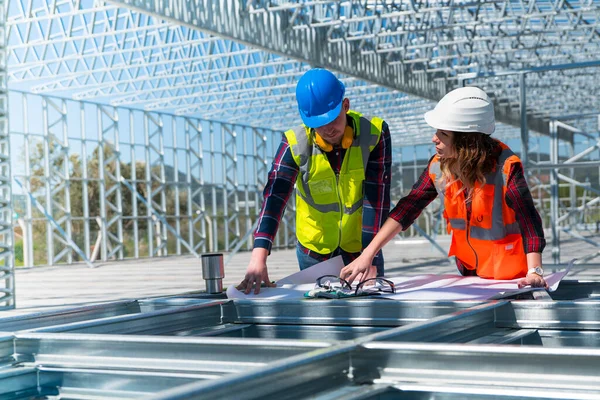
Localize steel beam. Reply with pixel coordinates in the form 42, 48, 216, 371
228, 299, 482, 326
363, 342, 600, 398
0, 0, 14, 309
15, 330, 328, 373
550, 120, 561, 264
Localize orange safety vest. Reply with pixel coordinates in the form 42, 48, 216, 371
428, 141, 528, 280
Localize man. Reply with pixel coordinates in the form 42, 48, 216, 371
237, 68, 391, 294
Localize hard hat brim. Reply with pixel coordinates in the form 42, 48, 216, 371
424, 110, 447, 131
424, 110, 495, 135
299, 100, 343, 129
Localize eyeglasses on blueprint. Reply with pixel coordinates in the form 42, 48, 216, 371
315, 275, 396, 296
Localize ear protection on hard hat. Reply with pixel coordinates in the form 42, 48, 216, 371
314, 125, 354, 152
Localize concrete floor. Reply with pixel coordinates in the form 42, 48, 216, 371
10, 231, 600, 311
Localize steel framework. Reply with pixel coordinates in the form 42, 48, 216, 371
1, 0, 599, 309
9, 92, 296, 270
1, 0, 14, 310
5, 0, 547, 146
106, 0, 600, 136
0, 285, 600, 398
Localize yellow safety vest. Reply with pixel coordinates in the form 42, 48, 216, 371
285, 110, 383, 254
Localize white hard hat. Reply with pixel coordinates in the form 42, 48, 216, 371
424, 87, 495, 135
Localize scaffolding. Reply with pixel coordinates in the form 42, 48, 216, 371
0, 0, 14, 309
0, 0, 599, 311
9, 91, 297, 269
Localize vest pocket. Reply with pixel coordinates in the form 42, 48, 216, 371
471, 184, 495, 229
339, 168, 365, 209
491, 235, 528, 280
308, 177, 336, 203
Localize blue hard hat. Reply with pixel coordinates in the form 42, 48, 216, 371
296, 69, 345, 128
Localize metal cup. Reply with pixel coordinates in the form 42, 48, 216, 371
201, 253, 225, 294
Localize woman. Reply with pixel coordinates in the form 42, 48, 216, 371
340, 87, 548, 289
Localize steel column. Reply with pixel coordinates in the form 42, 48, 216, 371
550, 120, 561, 264
145, 112, 167, 256
520, 73, 529, 168
0, 1, 12, 307
98, 105, 124, 260
184, 117, 207, 254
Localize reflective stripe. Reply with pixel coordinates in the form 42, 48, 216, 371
505, 221, 520, 235
289, 146, 309, 168
470, 226, 506, 241
428, 159, 444, 197
289, 126, 310, 168
449, 218, 466, 230
497, 147, 516, 187
296, 175, 311, 198
344, 199, 363, 215
490, 167, 505, 236
359, 117, 372, 171
369, 133, 379, 146
355, 115, 381, 171
429, 160, 441, 177
297, 189, 340, 213
470, 221, 520, 240
288, 126, 314, 189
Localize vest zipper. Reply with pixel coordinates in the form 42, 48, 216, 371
335, 172, 342, 248
465, 199, 479, 269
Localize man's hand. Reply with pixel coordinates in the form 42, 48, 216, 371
236, 248, 276, 294
517, 273, 548, 289
340, 255, 377, 284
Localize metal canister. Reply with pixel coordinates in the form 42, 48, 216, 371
201, 253, 225, 294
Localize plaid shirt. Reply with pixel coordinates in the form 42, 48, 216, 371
254, 118, 392, 268
389, 154, 546, 276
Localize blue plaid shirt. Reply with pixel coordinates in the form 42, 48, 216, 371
253, 118, 392, 269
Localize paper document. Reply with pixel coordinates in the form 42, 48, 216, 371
227, 258, 572, 301
277, 256, 344, 284
225, 256, 344, 300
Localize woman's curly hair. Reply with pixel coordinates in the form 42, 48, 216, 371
440, 132, 500, 199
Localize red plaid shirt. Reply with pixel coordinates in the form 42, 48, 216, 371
389, 154, 546, 276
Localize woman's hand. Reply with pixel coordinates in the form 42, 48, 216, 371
340, 255, 377, 284
517, 273, 548, 289
520, 255, 547, 289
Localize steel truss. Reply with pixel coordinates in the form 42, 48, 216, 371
0, 0, 13, 310
10, 91, 288, 268
2, 288, 600, 397
105, 0, 600, 137
5, 0, 440, 145
41, 97, 73, 265
6, 0, 589, 146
